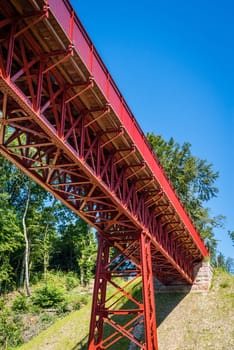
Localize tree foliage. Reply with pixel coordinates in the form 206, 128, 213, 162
0, 155, 97, 294
147, 133, 223, 257
228, 231, 234, 247
225, 257, 234, 274
50, 214, 96, 285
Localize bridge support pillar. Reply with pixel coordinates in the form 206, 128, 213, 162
140, 234, 158, 350
88, 232, 158, 350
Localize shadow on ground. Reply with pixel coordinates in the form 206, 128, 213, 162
71, 289, 189, 350
155, 292, 188, 326
72, 334, 88, 350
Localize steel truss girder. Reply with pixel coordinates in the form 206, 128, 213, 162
0, 9, 199, 285
88, 232, 158, 350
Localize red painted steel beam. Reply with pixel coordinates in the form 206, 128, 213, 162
140, 233, 158, 349
0, 16, 199, 283
88, 233, 158, 350
46, 0, 208, 258
0, 73, 194, 284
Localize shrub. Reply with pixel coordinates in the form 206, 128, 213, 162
80, 295, 88, 306
46, 271, 66, 289
220, 281, 229, 289
30, 304, 41, 315
72, 300, 81, 310
39, 312, 55, 325
57, 300, 70, 315
30, 271, 42, 285
32, 285, 65, 308
0, 307, 23, 347
71, 295, 88, 311
12, 294, 29, 312
65, 274, 79, 291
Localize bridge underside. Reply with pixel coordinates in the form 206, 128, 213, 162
0, 1, 208, 349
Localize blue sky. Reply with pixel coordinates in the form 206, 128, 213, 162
70, 0, 234, 259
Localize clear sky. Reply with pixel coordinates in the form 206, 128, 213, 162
70, 0, 234, 259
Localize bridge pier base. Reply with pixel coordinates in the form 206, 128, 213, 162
88, 232, 158, 350
154, 261, 213, 293
192, 261, 213, 291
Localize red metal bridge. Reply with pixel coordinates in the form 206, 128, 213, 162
0, 1, 208, 349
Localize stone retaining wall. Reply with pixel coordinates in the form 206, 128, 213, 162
154, 261, 213, 293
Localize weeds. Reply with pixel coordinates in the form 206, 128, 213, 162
220, 281, 229, 288
39, 312, 56, 325
65, 272, 79, 291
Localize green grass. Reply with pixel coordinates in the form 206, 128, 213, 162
17, 300, 92, 350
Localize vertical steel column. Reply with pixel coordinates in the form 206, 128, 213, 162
140, 232, 158, 350
88, 234, 109, 350
88, 232, 158, 350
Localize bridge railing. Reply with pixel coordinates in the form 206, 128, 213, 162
45, 0, 208, 258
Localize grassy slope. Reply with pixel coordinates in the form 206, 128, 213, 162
18, 269, 233, 350
157, 269, 234, 350
17, 301, 92, 350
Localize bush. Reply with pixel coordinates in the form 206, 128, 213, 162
0, 307, 23, 347
220, 281, 229, 289
71, 295, 88, 311
57, 300, 69, 315
65, 274, 79, 291
32, 285, 65, 309
80, 295, 88, 306
46, 271, 67, 289
12, 294, 29, 313
72, 300, 81, 310
39, 312, 55, 325
30, 303, 41, 315
30, 271, 42, 285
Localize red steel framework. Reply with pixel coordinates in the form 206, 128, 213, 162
0, 1, 209, 349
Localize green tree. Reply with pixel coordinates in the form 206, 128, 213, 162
0, 155, 58, 293
20, 188, 58, 290
215, 252, 226, 269
225, 257, 234, 274
0, 197, 22, 293
0, 154, 97, 292
228, 230, 234, 247
0, 157, 23, 293
78, 226, 97, 286
40, 199, 57, 284
9, 173, 52, 294
147, 133, 222, 257
51, 215, 97, 285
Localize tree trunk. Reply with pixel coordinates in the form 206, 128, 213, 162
43, 217, 50, 285
80, 263, 84, 286
19, 257, 25, 287
22, 182, 31, 296
43, 198, 56, 284
43, 223, 49, 285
